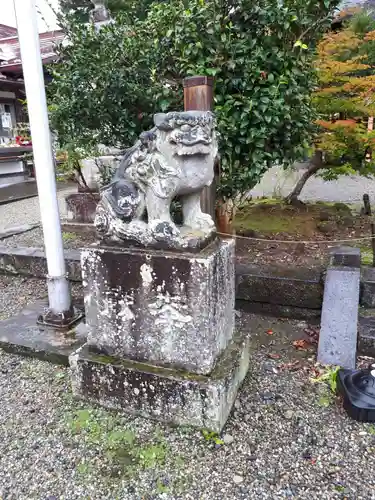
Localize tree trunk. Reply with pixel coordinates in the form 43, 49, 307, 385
284, 151, 323, 205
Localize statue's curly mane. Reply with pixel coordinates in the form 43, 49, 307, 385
111, 129, 157, 185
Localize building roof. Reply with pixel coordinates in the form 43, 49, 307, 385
0, 24, 18, 39
0, 26, 65, 73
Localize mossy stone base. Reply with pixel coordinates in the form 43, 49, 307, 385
69, 331, 250, 432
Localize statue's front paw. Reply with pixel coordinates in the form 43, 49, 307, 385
188, 213, 215, 232
94, 206, 110, 234
149, 220, 180, 242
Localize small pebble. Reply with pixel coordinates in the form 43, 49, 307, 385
223, 434, 234, 445
233, 475, 244, 485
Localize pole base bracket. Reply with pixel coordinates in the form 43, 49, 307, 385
37, 306, 84, 330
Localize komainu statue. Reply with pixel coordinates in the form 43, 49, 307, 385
94, 110, 218, 250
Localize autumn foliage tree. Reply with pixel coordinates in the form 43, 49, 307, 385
286, 10, 375, 203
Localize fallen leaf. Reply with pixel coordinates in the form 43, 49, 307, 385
279, 360, 301, 371
304, 326, 320, 344
267, 353, 281, 360
266, 329, 273, 335
310, 367, 321, 378
293, 339, 311, 350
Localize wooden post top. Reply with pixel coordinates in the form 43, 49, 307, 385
183, 76, 214, 88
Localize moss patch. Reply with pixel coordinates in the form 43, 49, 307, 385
235, 203, 308, 235
66, 408, 176, 480
234, 200, 357, 237
360, 245, 374, 266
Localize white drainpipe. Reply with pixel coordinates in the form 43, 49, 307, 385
13, 0, 73, 318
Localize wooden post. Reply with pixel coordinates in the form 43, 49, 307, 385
183, 76, 216, 219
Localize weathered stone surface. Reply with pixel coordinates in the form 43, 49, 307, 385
318, 267, 360, 369
82, 238, 235, 374
95, 111, 218, 250
69, 330, 250, 433
65, 193, 100, 223
0, 245, 81, 281
236, 263, 323, 309
361, 267, 375, 308
330, 246, 361, 268
0, 300, 86, 365
79, 151, 123, 192
358, 308, 375, 357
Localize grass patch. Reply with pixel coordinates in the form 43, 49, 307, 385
317, 391, 334, 408
66, 408, 174, 480
62, 231, 77, 243
311, 366, 340, 408
201, 429, 224, 446
360, 247, 373, 266
311, 366, 339, 393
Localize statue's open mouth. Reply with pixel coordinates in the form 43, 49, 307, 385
176, 143, 211, 156
179, 137, 211, 146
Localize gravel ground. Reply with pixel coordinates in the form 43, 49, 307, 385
1, 226, 95, 250
0, 186, 75, 232
1, 288, 375, 499
0, 275, 83, 320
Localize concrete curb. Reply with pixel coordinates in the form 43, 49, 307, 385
0, 223, 40, 240
0, 245, 81, 281
0, 245, 374, 316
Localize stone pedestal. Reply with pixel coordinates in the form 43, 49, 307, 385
70, 238, 250, 431
81, 239, 235, 374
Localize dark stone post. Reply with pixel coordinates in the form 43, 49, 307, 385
183, 76, 216, 219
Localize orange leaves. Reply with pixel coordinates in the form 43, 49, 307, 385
315, 22, 375, 122
364, 30, 375, 42
316, 119, 357, 130
292, 339, 311, 350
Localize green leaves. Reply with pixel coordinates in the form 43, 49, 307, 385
50, 0, 339, 201
294, 40, 308, 50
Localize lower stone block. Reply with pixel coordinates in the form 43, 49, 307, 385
70, 331, 250, 432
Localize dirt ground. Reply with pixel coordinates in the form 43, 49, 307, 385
233, 200, 373, 269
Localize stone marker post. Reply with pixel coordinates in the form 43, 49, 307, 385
69, 110, 250, 432
317, 246, 361, 369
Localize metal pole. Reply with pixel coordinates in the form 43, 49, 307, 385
13, 0, 73, 322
